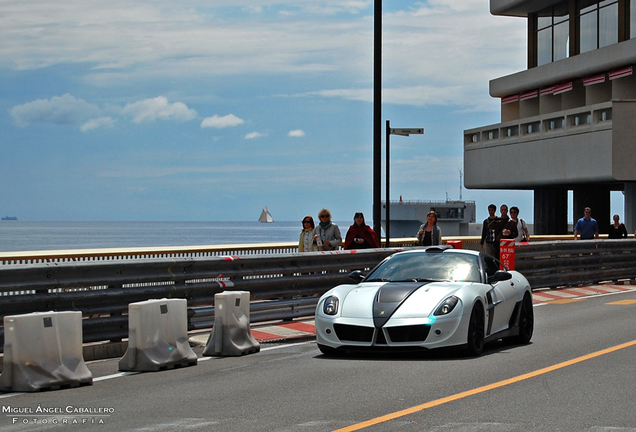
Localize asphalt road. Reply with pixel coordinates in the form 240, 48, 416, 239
1, 289, 636, 432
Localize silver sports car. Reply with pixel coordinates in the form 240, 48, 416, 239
315, 247, 533, 356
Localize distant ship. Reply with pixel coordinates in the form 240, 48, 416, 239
1, 216, 17, 221
258, 206, 274, 223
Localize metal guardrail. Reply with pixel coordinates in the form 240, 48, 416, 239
0, 248, 404, 350
515, 239, 636, 289
0, 234, 579, 265
1, 237, 635, 355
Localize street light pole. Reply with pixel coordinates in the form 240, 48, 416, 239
386, 120, 391, 247
385, 125, 425, 248
373, 0, 382, 247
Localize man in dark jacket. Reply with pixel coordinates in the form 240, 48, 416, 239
488, 204, 518, 259
480, 204, 498, 257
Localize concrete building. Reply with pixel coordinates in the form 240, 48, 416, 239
381, 200, 476, 237
464, 0, 636, 235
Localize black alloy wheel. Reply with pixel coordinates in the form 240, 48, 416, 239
516, 292, 534, 344
466, 302, 485, 356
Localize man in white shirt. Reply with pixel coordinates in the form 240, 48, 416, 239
509, 206, 530, 244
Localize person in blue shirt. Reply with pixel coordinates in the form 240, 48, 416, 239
573, 207, 599, 240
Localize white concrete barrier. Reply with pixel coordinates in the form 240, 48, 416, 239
203, 291, 260, 356
119, 298, 198, 372
1, 311, 93, 392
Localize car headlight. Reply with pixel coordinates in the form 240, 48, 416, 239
434, 296, 459, 316
323, 295, 339, 316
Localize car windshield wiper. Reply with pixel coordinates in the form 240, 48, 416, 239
365, 277, 391, 282
384, 278, 439, 283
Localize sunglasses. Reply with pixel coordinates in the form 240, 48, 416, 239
320, 215, 329, 218
303, 220, 311, 224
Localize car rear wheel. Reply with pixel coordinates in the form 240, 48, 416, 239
466, 302, 485, 356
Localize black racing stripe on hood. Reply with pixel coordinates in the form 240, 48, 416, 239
373, 282, 429, 328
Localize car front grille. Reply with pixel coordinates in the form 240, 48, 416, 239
333, 323, 431, 344
333, 324, 374, 342
386, 325, 431, 343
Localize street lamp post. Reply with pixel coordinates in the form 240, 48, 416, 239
385, 120, 424, 247
373, 0, 383, 247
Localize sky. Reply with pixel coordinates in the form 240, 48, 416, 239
3, 0, 611, 224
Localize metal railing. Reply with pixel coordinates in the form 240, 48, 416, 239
515, 239, 636, 289
0, 235, 577, 265
0, 248, 403, 350
1, 237, 634, 356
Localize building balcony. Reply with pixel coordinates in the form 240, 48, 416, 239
464, 100, 636, 189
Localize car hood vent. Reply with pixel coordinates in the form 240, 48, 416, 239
373, 282, 427, 328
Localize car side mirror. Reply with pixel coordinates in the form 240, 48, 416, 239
488, 270, 512, 284
349, 270, 365, 283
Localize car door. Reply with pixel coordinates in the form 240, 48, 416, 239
483, 255, 517, 336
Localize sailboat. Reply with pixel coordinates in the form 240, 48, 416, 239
258, 206, 274, 223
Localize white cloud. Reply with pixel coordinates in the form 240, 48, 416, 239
242, 5, 263, 14
0, 0, 524, 110
10, 94, 100, 127
245, 132, 266, 139
201, 114, 245, 129
311, 85, 495, 111
80, 116, 116, 132
121, 96, 197, 123
288, 129, 305, 137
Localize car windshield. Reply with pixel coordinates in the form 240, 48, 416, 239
365, 252, 481, 283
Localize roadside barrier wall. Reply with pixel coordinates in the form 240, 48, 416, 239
203, 291, 260, 357
119, 298, 198, 372
1, 311, 92, 392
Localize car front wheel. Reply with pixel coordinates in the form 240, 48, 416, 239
466, 302, 485, 356
516, 292, 534, 344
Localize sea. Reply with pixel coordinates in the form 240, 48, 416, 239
0, 221, 353, 253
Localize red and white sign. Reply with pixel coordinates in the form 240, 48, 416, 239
499, 239, 515, 271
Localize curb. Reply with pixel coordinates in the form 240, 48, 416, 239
532, 283, 636, 303
189, 319, 317, 347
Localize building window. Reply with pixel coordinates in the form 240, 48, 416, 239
536, 3, 570, 66
632, 0, 636, 39
431, 207, 464, 220
578, 0, 618, 53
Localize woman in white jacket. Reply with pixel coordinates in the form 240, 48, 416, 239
314, 208, 342, 251
299, 216, 317, 252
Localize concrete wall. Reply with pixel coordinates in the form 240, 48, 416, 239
464, 102, 621, 189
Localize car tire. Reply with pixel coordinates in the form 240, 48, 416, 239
466, 302, 485, 356
516, 292, 534, 344
318, 344, 343, 357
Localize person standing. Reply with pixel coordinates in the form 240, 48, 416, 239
298, 216, 317, 252
488, 204, 517, 258
314, 208, 342, 251
573, 207, 599, 240
344, 212, 380, 249
608, 214, 628, 239
509, 206, 530, 243
416, 211, 442, 246
480, 204, 498, 257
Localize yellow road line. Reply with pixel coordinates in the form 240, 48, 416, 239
607, 299, 636, 305
332, 339, 636, 432
549, 298, 583, 304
